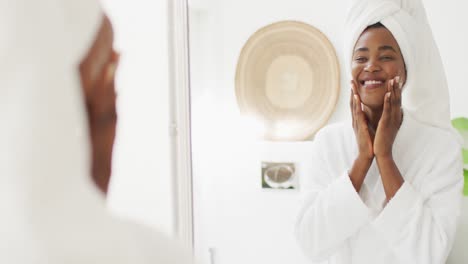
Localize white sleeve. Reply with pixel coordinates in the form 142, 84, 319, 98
371, 142, 463, 264
294, 132, 371, 261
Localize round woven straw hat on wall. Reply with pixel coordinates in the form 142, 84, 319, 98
235, 20, 340, 141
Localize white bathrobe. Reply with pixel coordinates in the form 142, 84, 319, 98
295, 110, 463, 264
0, 1, 193, 263
295, 0, 464, 262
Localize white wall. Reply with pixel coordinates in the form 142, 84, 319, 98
101, 0, 175, 236
189, 1, 468, 264
424, 1, 468, 119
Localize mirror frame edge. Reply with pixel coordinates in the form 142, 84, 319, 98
168, 0, 194, 252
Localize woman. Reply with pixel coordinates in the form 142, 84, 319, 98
0, 0, 193, 263
295, 0, 463, 263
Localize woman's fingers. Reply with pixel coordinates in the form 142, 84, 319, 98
390, 79, 395, 106
383, 92, 391, 120
352, 98, 357, 129
383, 78, 392, 117
394, 76, 403, 127
388, 76, 402, 125
394, 76, 402, 107
350, 80, 359, 128
354, 93, 366, 126
350, 80, 364, 125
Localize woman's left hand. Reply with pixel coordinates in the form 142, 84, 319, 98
373, 76, 403, 158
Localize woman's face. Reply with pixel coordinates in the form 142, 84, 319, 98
351, 26, 406, 110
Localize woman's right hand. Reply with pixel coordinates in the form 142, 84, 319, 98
350, 81, 374, 161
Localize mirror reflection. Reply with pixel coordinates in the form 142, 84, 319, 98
188, 0, 468, 263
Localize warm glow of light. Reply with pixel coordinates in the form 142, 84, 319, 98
273, 121, 301, 140
238, 115, 267, 140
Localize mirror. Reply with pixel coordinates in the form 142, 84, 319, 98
188, 0, 468, 263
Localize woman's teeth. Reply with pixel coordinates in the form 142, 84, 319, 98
364, 80, 383, 85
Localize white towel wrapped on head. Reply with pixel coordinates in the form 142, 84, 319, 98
344, 0, 452, 132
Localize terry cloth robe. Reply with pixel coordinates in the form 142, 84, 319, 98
294, 109, 464, 264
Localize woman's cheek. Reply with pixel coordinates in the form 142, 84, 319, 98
350, 63, 361, 75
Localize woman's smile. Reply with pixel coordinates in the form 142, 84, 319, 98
360, 78, 386, 90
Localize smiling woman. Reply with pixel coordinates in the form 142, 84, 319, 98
294, 0, 464, 263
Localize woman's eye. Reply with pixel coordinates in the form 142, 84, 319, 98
380, 56, 393, 61
355, 57, 367, 63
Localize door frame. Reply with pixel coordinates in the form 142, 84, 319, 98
168, 0, 194, 251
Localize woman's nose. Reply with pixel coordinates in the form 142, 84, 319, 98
364, 61, 381, 72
